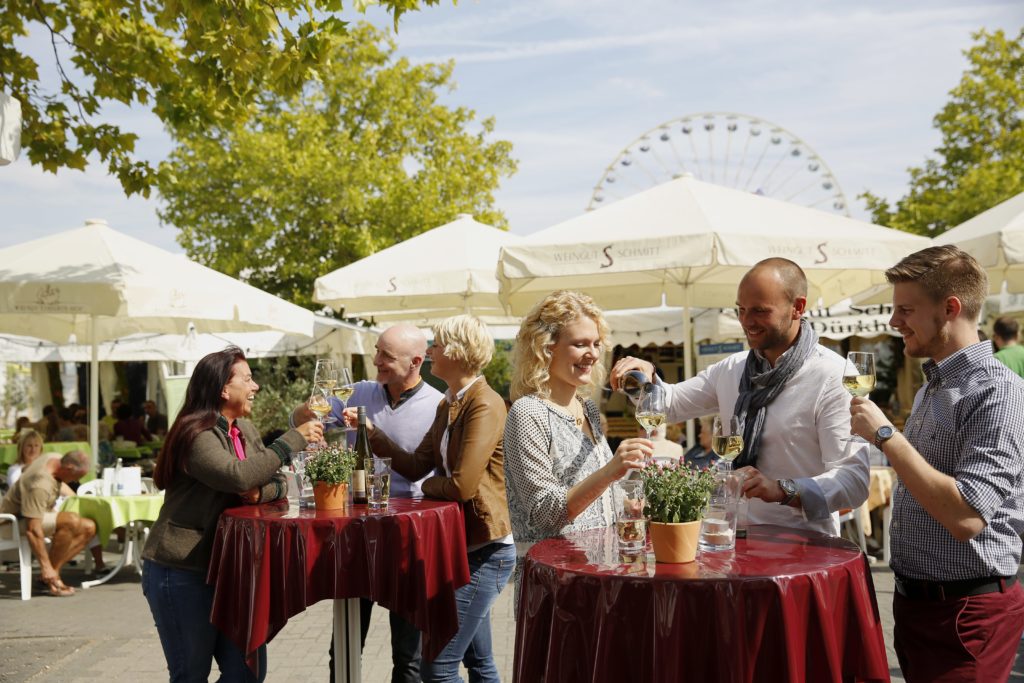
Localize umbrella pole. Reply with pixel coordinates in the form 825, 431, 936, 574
682, 290, 695, 449
89, 315, 99, 467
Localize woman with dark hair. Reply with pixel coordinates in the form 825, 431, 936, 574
142, 346, 322, 682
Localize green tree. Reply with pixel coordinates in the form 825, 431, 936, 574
248, 355, 317, 440
482, 341, 513, 401
161, 22, 516, 310
862, 28, 1024, 235
1, 0, 438, 196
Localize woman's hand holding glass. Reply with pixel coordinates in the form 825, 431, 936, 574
295, 419, 323, 445
607, 437, 652, 479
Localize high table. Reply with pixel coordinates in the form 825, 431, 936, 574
516, 525, 890, 683
208, 498, 471, 682
61, 493, 164, 588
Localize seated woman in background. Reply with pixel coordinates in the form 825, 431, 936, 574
502, 290, 652, 603
7, 428, 44, 488
141, 346, 322, 683
347, 315, 513, 683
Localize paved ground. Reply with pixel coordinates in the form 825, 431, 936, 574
1, 551, 1022, 682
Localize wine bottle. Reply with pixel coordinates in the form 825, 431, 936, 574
114, 457, 123, 495
621, 370, 651, 399
352, 406, 369, 504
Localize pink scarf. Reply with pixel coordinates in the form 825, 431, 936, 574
229, 424, 246, 461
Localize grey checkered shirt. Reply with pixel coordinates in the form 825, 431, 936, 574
890, 341, 1024, 581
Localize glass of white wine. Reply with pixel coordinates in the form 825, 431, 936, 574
307, 385, 334, 448
635, 384, 667, 464
841, 351, 875, 442
711, 415, 744, 472
332, 368, 356, 432
314, 359, 337, 394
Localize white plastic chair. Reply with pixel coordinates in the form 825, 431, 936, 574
0, 495, 33, 600
838, 507, 867, 555
78, 480, 103, 495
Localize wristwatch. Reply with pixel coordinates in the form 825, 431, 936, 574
874, 425, 896, 450
778, 478, 799, 506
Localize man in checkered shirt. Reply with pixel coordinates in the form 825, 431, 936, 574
851, 245, 1024, 683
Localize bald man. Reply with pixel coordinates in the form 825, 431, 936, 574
293, 323, 442, 682
612, 258, 869, 536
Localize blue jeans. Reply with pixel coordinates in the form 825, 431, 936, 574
142, 561, 266, 683
421, 542, 515, 683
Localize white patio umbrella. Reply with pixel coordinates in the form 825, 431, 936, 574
936, 191, 1024, 294
314, 214, 523, 323
498, 176, 931, 314
0, 219, 317, 456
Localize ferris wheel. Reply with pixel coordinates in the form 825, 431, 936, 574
588, 112, 851, 216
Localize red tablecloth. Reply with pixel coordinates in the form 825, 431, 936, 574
208, 498, 470, 660
516, 524, 890, 683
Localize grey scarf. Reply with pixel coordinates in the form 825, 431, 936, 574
732, 317, 819, 469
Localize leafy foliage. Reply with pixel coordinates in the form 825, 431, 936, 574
161, 22, 516, 310
482, 341, 513, 400
304, 442, 358, 485
862, 29, 1024, 235
1, 0, 440, 195
639, 462, 717, 524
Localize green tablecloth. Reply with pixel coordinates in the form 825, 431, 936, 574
0, 443, 17, 466
61, 494, 164, 543
113, 447, 143, 460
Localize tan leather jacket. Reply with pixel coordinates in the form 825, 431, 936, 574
370, 378, 511, 548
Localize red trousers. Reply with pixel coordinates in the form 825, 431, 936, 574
893, 582, 1024, 682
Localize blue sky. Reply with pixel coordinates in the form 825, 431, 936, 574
2, 0, 1021, 254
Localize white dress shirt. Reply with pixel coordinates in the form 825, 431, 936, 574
661, 344, 870, 535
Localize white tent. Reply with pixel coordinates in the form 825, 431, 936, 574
314, 214, 522, 323
936, 191, 1024, 294
498, 176, 931, 314
0, 219, 318, 455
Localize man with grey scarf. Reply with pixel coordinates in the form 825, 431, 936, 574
611, 258, 869, 535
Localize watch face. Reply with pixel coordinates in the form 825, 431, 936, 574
878, 426, 894, 439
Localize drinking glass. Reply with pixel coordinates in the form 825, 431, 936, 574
635, 383, 667, 447
614, 480, 647, 554
841, 351, 875, 442
290, 449, 315, 509
333, 368, 356, 432
313, 359, 338, 394
711, 415, 744, 473
307, 385, 335, 448
699, 495, 737, 552
366, 457, 392, 512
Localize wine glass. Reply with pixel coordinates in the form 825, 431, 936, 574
332, 368, 356, 432
841, 351, 875, 442
635, 383, 667, 461
307, 385, 334, 448
711, 415, 745, 473
313, 359, 337, 394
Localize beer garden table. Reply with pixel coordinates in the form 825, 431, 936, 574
60, 492, 164, 588
208, 498, 471, 682
516, 524, 890, 683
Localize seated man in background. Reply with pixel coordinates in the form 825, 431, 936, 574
113, 403, 151, 444
143, 400, 169, 438
683, 416, 720, 470
0, 450, 97, 596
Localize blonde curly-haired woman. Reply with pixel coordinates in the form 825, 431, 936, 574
503, 290, 652, 603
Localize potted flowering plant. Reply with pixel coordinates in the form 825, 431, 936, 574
303, 443, 358, 510
639, 461, 717, 562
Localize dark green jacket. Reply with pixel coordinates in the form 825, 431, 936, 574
142, 416, 306, 572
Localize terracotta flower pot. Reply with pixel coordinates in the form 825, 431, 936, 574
313, 482, 349, 511
649, 520, 702, 563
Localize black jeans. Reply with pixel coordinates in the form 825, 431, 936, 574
328, 599, 421, 683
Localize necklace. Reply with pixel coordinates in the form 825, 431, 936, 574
546, 395, 585, 428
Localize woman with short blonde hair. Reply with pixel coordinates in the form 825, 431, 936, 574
432, 314, 494, 375
503, 291, 652, 602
